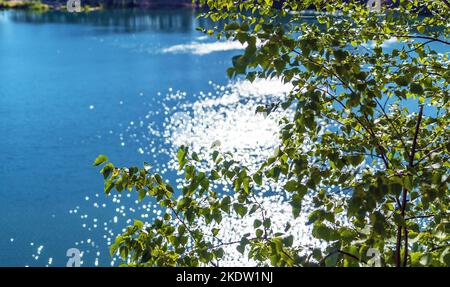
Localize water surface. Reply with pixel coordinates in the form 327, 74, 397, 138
1, 9, 447, 267
0, 9, 241, 266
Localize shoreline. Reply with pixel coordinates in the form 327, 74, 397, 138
0, 1, 199, 12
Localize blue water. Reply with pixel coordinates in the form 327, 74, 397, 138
1, 9, 448, 267
0, 9, 241, 266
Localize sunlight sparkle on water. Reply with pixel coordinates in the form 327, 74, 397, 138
64, 78, 331, 266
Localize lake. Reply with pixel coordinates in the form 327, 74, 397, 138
0, 8, 259, 266
1, 8, 447, 267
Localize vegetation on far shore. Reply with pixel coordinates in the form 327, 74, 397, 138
0, 0, 102, 11
0, 0, 50, 10
0, 0, 197, 12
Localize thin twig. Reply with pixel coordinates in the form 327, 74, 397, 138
405, 40, 434, 53
321, 249, 368, 265
414, 146, 444, 167
369, 33, 450, 46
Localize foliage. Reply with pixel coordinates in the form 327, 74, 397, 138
0, 0, 195, 10
95, 0, 450, 267
0, 0, 50, 10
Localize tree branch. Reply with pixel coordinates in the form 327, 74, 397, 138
409, 105, 424, 168
414, 146, 444, 167
429, 243, 450, 252
321, 249, 367, 266
398, 105, 424, 267
369, 33, 450, 46
395, 226, 402, 267
405, 40, 434, 54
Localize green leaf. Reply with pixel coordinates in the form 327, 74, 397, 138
110, 243, 119, 257
93, 155, 108, 166
236, 244, 245, 254
333, 49, 348, 62
155, 174, 164, 185
254, 219, 262, 228
224, 22, 240, 31
134, 219, 144, 229
138, 189, 147, 202
104, 180, 114, 195
119, 246, 129, 261
403, 176, 413, 191
283, 235, 294, 247
290, 194, 302, 218
420, 254, 433, 266
410, 83, 423, 95
312, 224, 339, 241
243, 177, 250, 194
325, 252, 340, 267
350, 155, 365, 167
215, 248, 224, 258
441, 250, 450, 266
177, 148, 187, 170
177, 197, 190, 210
253, 172, 263, 185
284, 180, 298, 192
191, 152, 200, 161
100, 163, 114, 179
233, 203, 247, 217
